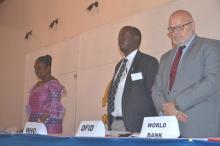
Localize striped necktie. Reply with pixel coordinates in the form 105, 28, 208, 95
108, 58, 127, 119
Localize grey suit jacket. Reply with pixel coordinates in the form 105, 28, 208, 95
108, 50, 159, 132
152, 35, 220, 138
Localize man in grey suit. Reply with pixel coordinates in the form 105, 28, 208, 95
108, 26, 158, 132
152, 10, 220, 138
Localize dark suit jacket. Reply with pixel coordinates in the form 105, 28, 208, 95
108, 50, 159, 132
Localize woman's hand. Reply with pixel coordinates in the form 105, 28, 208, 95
38, 113, 49, 123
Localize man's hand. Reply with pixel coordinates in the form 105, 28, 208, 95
175, 110, 188, 123
163, 101, 176, 115
163, 101, 188, 123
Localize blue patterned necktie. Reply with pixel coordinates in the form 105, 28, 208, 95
108, 58, 128, 117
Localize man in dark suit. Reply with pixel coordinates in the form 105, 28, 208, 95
107, 26, 158, 132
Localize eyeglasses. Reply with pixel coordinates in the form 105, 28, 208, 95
168, 21, 193, 33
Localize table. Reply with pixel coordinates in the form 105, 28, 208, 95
0, 134, 220, 146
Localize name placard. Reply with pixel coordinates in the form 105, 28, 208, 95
139, 116, 180, 138
75, 120, 105, 137
23, 122, 47, 135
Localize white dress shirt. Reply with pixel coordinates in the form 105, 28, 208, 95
111, 49, 138, 117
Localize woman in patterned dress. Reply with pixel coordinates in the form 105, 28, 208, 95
27, 55, 65, 134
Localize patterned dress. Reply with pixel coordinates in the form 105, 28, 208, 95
28, 80, 65, 134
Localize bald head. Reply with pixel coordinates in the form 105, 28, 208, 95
168, 10, 195, 47
169, 10, 193, 25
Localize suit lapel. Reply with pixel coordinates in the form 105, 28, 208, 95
178, 36, 198, 68
128, 51, 142, 75
123, 51, 142, 98
112, 59, 123, 79
165, 49, 177, 93
172, 36, 199, 90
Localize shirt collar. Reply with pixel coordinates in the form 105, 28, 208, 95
184, 34, 196, 49
124, 49, 138, 63
176, 34, 196, 54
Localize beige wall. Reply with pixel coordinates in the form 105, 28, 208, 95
1, 0, 220, 134
0, 0, 170, 130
